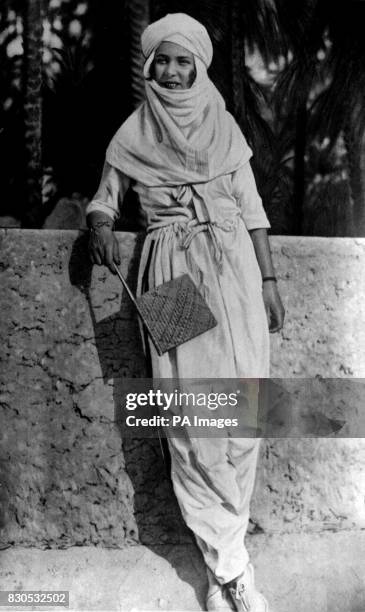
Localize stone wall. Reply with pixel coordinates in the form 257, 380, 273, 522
0, 229, 364, 548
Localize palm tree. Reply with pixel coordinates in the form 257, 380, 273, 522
273, 0, 365, 235
244, 0, 365, 236
22, 0, 44, 224
126, 0, 151, 107
316, 0, 365, 235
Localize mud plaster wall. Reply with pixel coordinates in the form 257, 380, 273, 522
0, 229, 364, 548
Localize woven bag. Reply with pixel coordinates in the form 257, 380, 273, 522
113, 264, 217, 355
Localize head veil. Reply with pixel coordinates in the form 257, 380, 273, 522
106, 13, 252, 186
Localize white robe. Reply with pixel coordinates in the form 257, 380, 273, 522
87, 160, 270, 582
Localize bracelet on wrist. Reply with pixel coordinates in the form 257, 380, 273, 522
262, 276, 277, 283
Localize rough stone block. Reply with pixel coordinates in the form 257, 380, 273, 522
0, 230, 364, 547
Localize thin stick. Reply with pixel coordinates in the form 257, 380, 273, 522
112, 263, 163, 355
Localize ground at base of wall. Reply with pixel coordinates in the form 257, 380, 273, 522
0, 531, 364, 612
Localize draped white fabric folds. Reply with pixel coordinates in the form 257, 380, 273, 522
106, 13, 252, 186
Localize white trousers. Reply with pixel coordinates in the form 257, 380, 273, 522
167, 433, 260, 584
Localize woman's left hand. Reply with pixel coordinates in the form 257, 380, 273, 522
263, 281, 285, 333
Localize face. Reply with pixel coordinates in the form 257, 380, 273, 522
152, 41, 196, 89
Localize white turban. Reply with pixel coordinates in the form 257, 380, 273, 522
141, 13, 213, 68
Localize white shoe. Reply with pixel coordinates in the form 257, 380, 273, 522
206, 568, 235, 611
225, 563, 270, 612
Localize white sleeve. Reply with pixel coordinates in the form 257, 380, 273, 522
86, 162, 131, 222
232, 162, 271, 230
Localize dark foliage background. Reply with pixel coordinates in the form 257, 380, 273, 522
1, 0, 365, 235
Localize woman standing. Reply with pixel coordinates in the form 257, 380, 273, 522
87, 13, 284, 612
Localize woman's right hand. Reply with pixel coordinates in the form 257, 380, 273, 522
87, 212, 121, 274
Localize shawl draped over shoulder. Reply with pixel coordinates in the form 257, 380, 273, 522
106, 13, 252, 187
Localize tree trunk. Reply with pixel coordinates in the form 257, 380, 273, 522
293, 103, 307, 235
22, 0, 43, 223
344, 108, 365, 237
126, 0, 150, 108
230, 0, 245, 121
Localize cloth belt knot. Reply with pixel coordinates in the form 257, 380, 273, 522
177, 217, 239, 274
144, 216, 239, 301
